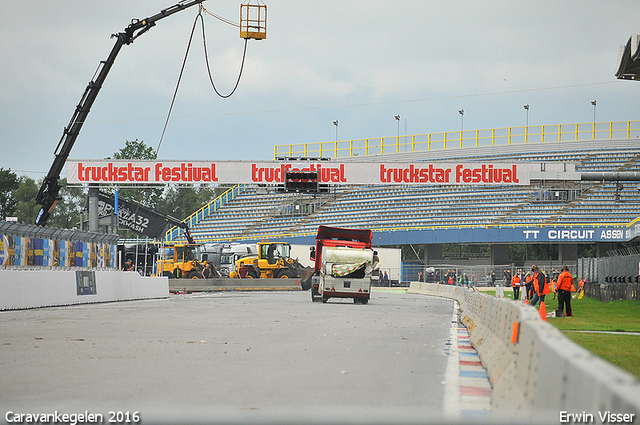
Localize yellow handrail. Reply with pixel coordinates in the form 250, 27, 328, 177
274, 120, 640, 159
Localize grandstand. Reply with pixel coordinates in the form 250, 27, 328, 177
154, 122, 638, 284
169, 135, 639, 246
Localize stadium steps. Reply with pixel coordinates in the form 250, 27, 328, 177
488, 201, 530, 226
288, 189, 352, 233
234, 210, 278, 239
618, 152, 640, 171
540, 185, 602, 225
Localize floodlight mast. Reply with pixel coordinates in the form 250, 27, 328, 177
35, 0, 206, 226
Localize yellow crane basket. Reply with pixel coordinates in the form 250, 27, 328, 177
240, 2, 267, 40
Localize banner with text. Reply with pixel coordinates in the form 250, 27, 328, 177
97, 192, 172, 239
66, 160, 554, 186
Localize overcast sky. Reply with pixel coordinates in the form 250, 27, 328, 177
1, 1, 639, 180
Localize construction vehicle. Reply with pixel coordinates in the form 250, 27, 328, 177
97, 190, 213, 278
200, 243, 257, 277
229, 242, 312, 287
220, 243, 257, 276
310, 225, 375, 304
155, 222, 222, 279
34, 1, 206, 226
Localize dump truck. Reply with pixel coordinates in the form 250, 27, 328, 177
229, 241, 312, 287
201, 242, 257, 277
310, 225, 375, 304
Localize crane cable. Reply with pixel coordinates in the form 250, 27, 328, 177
200, 5, 240, 28
156, 7, 249, 156
198, 9, 249, 99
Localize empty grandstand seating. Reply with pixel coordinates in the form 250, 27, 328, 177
174, 139, 640, 242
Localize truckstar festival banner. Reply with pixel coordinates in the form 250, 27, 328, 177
66, 160, 563, 186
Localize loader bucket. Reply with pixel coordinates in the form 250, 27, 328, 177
298, 268, 313, 290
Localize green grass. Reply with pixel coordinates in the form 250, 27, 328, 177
562, 332, 640, 379
485, 289, 640, 378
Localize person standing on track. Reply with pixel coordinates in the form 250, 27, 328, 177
202, 262, 213, 279
555, 265, 575, 317
530, 265, 550, 308
511, 269, 521, 301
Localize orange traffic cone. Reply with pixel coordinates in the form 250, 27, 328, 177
539, 301, 547, 322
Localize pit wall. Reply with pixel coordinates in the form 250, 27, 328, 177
0, 270, 168, 310
408, 282, 640, 423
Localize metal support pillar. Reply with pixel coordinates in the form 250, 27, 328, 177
88, 184, 99, 233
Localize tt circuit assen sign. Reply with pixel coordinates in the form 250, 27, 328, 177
66, 160, 556, 186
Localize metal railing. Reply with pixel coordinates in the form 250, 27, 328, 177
164, 184, 248, 243
274, 120, 640, 159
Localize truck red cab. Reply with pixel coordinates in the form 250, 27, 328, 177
310, 225, 374, 304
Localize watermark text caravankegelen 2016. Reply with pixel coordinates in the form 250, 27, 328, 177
5, 410, 141, 425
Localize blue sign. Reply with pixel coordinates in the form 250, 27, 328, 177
271, 225, 628, 246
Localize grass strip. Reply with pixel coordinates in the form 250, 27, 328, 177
484, 287, 640, 378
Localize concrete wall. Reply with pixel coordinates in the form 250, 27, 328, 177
168, 278, 304, 293
0, 270, 168, 310
408, 282, 640, 423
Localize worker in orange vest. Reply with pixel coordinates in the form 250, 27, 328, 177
524, 271, 533, 301
555, 265, 575, 317
530, 265, 550, 308
511, 269, 522, 301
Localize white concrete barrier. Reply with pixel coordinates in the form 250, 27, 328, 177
408, 282, 640, 422
168, 278, 304, 292
0, 269, 168, 310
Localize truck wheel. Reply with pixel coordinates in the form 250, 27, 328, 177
247, 269, 258, 279
322, 296, 328, 303
360, 298, 369, 305
163, 271, 173, 279
276, 269, 295, 279
188, 270, 201, 279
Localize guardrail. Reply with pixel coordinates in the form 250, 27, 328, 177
407, 282, 640, 422
274, 120, 640, 159
1, 222, 119, 269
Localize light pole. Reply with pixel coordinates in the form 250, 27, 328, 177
333, 120, 339, 141
394, 115, 400, 138
458, 109, 464, 146
591, 100, 597, 139
523, 104, 530, 143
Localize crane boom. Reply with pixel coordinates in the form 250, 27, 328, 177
35, 0, 205, 226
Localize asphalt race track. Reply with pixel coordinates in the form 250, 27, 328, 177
0, 290, 489, 424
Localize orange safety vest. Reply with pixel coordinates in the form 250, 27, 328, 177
533, 271, 550, 296
556, 271, 574, 292
511, 275, 521, 287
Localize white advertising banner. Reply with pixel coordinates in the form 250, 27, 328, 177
65, 160, 543, 185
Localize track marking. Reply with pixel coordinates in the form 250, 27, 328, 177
443, 301, 493, 420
